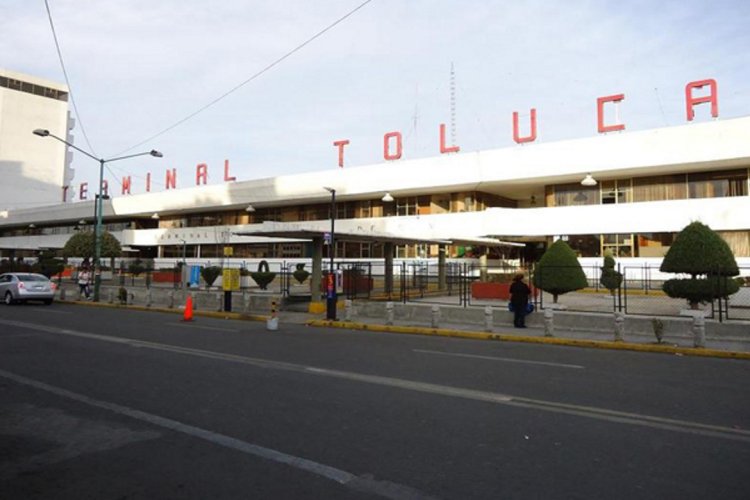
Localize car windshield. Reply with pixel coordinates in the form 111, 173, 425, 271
16, 274, 48, 282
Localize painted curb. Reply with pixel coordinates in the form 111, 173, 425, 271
306, 319, 750, 360
60, 299, 268, 322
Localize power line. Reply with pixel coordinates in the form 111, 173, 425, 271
43, 0, 97, 156
116, 0, 375, 156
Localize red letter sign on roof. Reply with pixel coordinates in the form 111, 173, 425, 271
513, 109, 537, 144
685, 79, 718, 121
597, 94, 625, 133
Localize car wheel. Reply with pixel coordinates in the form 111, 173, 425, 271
44, 299, 53, 305
4, 292, 14, 305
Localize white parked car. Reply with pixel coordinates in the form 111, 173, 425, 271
0, 272, 56, 305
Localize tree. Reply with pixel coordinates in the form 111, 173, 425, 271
599, 250, 623, 294
660, 221, 740, 308
33, 250, 65, 278
62, 231, 122, 260
532, 239, 588, 303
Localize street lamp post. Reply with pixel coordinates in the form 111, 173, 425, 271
33, 129, 162, 302
323, 187, 337, 320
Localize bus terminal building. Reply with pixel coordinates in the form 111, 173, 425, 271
2, 114, 749, 274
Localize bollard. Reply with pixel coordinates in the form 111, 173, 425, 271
167, 290, 175, 309
344, 299, 353, 321
266, 300, 279, 331
613, 312, 625, 342
431, 305, 441, 329
108, 289, 114, 304
484, 306, 493, 332
543, 308, 554, 337
216, 293, 222, 312
59, 287, 66, 301
128, 292, 134, 306
692, 312, 706, 348
146, 289, 152, 308
243, 291, 250, 313
385, 301, 394, 326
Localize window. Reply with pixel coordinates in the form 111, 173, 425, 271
550, 183, 599, 206
688, 169, 747, 199
602, 233, 633, 257
632, 174, 687, 202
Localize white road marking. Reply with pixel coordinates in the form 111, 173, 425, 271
2, 318, 749, 444
0, 369, 436, 500
413, 348, 585, 369
34, 308, 72, 314
162, 322, 238, 333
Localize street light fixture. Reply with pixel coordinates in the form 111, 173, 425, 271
323, 186, 337, 320
33, 128, 162, 302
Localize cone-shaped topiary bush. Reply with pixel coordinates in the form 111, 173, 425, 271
532, 239, 588, 303
292, 263, 310, 284
660, 221, 739, 308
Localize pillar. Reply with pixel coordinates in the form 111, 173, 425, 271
438, 244, 447, 290
384, 242, 394, 296
311, 237, 323, 302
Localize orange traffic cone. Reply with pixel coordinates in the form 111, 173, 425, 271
183, 295, 194, 322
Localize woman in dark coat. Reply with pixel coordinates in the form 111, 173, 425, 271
509, 273, 531, 328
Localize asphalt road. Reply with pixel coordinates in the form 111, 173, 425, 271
1, 302, 749, 499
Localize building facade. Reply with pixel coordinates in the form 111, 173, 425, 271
0, 69, 74, 211
0, 114, 749, 272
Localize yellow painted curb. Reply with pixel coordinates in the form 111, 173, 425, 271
308, 301, 326, 314
306, 319, 750, 360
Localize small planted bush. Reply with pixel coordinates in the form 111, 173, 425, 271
251, 260, 276, 290
599, 250, 623, 295
292, 263, 310, 284
118, 287, 128, 305
200, 266, 222, 289
651, 318, 664, 344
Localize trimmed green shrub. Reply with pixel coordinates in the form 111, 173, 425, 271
599, 250, 623, 294
62, 230, 122, 259
662, 277, 740, 305
201, 266, 222, 289
532, 240, 588, 303
33, 250, 65, 278
118, 287, 128, 305
660, 222, 740, 308
292, 263, 310, 284
250, 260, 276, 290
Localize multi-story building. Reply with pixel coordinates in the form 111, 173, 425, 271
0, 68, 74, 211
0, 111, 749, 273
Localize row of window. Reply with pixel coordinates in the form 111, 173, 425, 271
564, 230, 750, 258
547, 168, 749, 206
0, 75, 69, 102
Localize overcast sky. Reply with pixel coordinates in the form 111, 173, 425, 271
2, 0, 749, 198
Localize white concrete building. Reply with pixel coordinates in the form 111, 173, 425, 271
0, 68, 74, 211
0, 114, 749, 275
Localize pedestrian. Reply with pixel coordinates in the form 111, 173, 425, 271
509, 272, 531, 328
78, 266, 91, 299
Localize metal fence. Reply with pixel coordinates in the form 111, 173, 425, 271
102, 258, 750, 323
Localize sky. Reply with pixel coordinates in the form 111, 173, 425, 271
2, 0, 749, 200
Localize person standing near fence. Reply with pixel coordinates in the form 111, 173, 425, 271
78, 265, 92, 300
510, 272, 531, 328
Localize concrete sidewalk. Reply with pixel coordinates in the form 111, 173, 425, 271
53, 282, 750, 358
